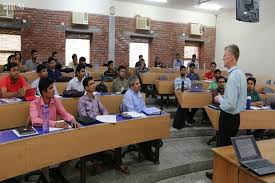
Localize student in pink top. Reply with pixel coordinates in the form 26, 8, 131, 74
30, 78, 79, 128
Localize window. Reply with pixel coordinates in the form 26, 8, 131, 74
65, 38, 90, 66
0, 34, 21, 65
183, 46, 199, 66
129, 42, 149, 68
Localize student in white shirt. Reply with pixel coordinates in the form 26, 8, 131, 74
66, 64, 85, 92
31, 64, 58, 96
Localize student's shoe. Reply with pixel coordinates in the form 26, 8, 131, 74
205, 172, 213, 179
185, 121, 192, 127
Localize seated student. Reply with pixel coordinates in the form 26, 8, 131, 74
79, 56, 92, 68
30, 78, 79, 128
47, 56, 62, 81
211, 76, 226, 104
247, 77, 263, 107
174, 65, 191, 90
3, 55, 16, 72
204, 62, 217, 80
173, 53, 183, 69
0, 62, 28, 98
208, 69, 222, 90
78, 77, 130, 174
136, 59, 148, 77
186, 63, 200, 81
68, 54, 78, 70
187, 54, 200, 70
32, 64, 59, 96
25, 49, 40, 72
112, 65, 129, 92
104, 60, 118, 79
135, 55, 143, 68
154, 57, 163, 68
52, 51, 62, 71
66, 64, 86, 92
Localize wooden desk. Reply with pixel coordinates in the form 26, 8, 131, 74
155, 80, 174, 95
55, 81, 113, 94
140, 73, 178, 85
204, 106, 275, 130
0, 95, 126, 130
0, 113, 170, 181
212, 139, 275, 183
175, 90, 212, 108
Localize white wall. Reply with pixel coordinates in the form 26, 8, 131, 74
215, 0, 275, 81
112, 1, 216, 26
0, 0, 216, 26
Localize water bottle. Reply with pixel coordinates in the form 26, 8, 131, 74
246, 96, 251, 110
181, 80, 185, 92
42, 105, 49, 133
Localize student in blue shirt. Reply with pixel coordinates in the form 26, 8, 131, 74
47, 56, 62, 81
186, 63, 200, 81
173, 53, 183, 69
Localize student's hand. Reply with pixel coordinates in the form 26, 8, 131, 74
17, 88, 26, 97
55, 120, 69, 129
214, 94, 222, 104
256, 101, 263, 107
71, 119, 80, 128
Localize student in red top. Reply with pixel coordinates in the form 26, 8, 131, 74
0, 62, 28, 98
204, 62, 217, 80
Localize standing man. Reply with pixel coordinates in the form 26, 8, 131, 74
206, 44, 247, 179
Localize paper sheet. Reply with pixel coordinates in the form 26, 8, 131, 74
96, 115, 117, 123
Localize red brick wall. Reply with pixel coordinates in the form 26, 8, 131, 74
1, 7, 216, 69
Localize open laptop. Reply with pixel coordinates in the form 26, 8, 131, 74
24, 88, 36, 101
190, 82, 203, 92
231, 135, 275, 176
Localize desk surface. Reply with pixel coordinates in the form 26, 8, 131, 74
212, 139, 275, 183
0, 113, 170, 181
0, 93, 129, 130
204, 106, 275, 130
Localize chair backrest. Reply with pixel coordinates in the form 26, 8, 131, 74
262, 87, 274, 94
266, 80, 272, 85
265, 96, 275, 106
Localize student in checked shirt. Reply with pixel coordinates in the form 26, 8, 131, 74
77, 76, 130, 174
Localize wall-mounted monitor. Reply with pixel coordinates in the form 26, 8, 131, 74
236, 0, 259, 22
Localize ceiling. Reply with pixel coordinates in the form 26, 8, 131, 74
114, 0, 236, 14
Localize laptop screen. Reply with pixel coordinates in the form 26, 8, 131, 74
231, 135, 262, 162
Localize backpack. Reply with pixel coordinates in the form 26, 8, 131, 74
96, 82, 108, 92
63, 90, 85, 98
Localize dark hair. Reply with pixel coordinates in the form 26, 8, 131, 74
140, 59, 145, 62
155, 56, 160, 61
36, 64, 47, 73
118, 65, 126, 71
214, 69, 221, 74
176, 53, 180, 56
139, 55, 143, 59
7, 54, 15, 63
180, 65, 186, 70
48, 56, 54, 63
192, 54, 196, 58
79, 57, 86, 62
38, 78, 54, 96
8, 62, 18, 71
216, 75, 226, 83
83, 77, 94, 88
247, 77, 256, 85
75, 64, 85, 75
52, 51, 58, 56
72, 54, 77, 59
14, 51, 22, 60
31, 49, 37, 54
189, 63, 195, 68
107, 60, 113, 66
210, 62, 217, 66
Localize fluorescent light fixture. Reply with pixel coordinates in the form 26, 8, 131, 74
196, 3, 221, 11
147, 0, 167, 3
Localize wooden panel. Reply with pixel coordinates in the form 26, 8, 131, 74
175, 90, 212, 108
240, 110, 275, 129
212, 154, 238, 183
55, 82, 68, 94
155, 80, 174, 95
204, 106, 220, 130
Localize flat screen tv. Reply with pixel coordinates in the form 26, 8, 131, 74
236, 0, 259, 22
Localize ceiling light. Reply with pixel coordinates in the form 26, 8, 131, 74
196, 3, 221, 11
147, 0, 167, 3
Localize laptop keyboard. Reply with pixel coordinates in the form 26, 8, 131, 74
245, 160, 274, 169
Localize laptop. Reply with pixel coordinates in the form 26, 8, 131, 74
190, 82, 203, 92
24, 88, 36, 101
231, 135, 275, 176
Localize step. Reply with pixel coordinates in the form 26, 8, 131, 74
169, 127, 215, 139
65, 136, 213, 183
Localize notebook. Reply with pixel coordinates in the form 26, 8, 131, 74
231, 135, 275, 176
24, 88, 36, 101
12, 126, 38, 137
142, 107, 161, 115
